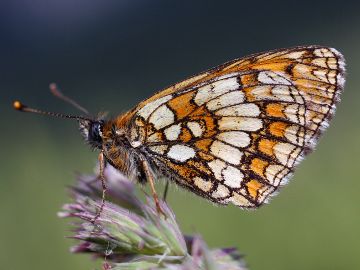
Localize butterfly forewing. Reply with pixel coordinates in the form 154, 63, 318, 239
128, 46, 345, 208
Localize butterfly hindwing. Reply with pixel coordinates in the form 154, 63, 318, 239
128, 46, 345, 208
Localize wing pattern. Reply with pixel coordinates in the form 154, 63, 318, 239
128, 46, 345, 208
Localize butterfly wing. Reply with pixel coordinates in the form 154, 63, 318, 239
128, 46, 345, 208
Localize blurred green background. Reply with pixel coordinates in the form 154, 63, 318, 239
1, 1, 359, 269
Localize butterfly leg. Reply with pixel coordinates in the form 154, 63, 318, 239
163, 181, 169, 202
92, 151, 107, 223
141, 160, 167, 218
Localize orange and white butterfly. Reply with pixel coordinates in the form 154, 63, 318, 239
15, 45, 345, 213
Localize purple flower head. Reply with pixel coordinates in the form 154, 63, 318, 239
59, 164, 247, 270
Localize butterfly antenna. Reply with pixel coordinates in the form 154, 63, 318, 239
49, 83, 90, 115
13, 100, 92, 121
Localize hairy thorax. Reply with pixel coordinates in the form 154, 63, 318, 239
101, 112, 147, 183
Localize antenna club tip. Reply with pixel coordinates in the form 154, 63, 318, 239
13, 100, 25, 110
49, 82, 57, 90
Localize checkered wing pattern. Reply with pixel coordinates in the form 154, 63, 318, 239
129, 46, 345, 207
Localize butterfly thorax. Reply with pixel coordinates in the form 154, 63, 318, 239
100, 112, 148, 182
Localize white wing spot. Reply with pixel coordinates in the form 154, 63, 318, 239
194, 77, 239, 106
250, 85, 296, 102
149, 105, 175, 129
258, 71, 291, 85
265, 165, 290, 186
284, 104, 301, 124
194, 176, 212, 192
217, 131, 250, 148
187, 121, 203, 137
167, 145, 196, 162
206, 91, 244, 111
208, 159, 226, 180
284, 125, 304, 145
229, 193, 254, 207
223, 166, 243, 188
212, 184, 230, 198
314, 48, 334, 58
250, 85, 272, 100
286, 51, 306, 59
313, 69, 329, 83
312, 58, 329, 68
164, 124, 181, 141
273, 142, 297, 166
137, 95, 172, 119
149, 145, 168, 155
216, 103, 260, 117
218, 117, 263, 132
210, 140, 243, 165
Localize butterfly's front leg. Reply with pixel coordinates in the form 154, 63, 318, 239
140, 158, 167, 218
92, 151, 107, 223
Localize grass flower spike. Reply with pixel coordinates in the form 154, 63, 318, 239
59, 165, 247, 270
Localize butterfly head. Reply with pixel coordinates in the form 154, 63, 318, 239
13, 99, 106, 149
79, 119, 105, 149
13, 84, 110, 150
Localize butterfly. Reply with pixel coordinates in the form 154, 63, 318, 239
14, 45, 345, 216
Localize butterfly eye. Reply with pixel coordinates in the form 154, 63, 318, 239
88, 121, 104, 148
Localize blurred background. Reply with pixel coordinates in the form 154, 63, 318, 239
1, 1, 359, 269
